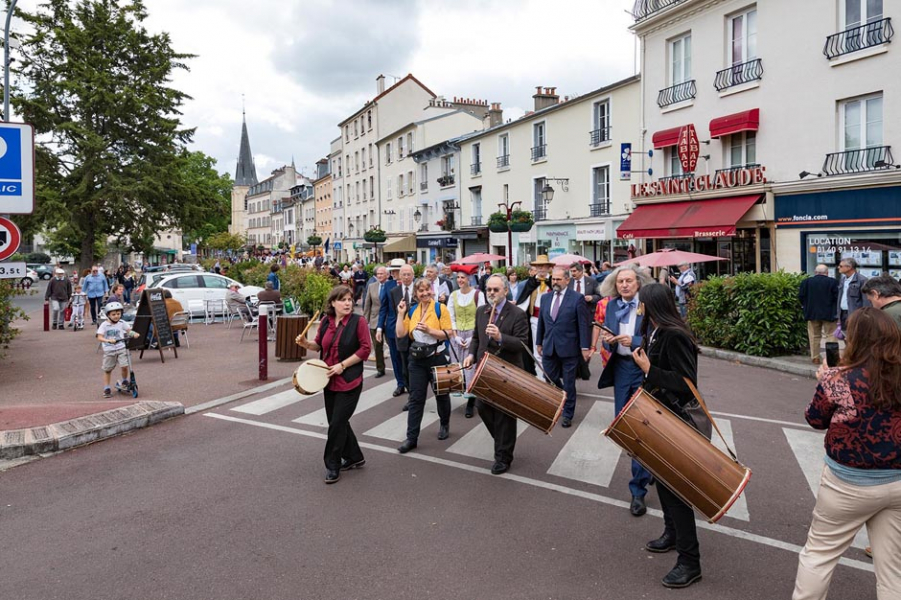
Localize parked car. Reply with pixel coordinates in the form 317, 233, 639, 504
20, 268, 39, 287
140, 273, 263, 316
27, 264, 55, 280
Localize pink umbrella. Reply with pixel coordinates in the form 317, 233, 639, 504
454, 252, 508, 265
550, 253, 593, 266
614, 248, 726, 268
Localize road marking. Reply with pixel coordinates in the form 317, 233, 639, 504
203, 412, 874, 574
363, 395, 467, 441
293, 381, 398, 427
547, 401, 622, 488
709, 418, 749, 522
233, 371, 376, 416
185, 377, 292, 415
446, 419, 528, 461
783, 428, 870, 550
709, 410, 808, 429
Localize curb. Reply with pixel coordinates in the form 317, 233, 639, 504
700, 346, 817, 379
0, 401, 184, 460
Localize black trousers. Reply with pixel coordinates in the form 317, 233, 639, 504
323, 384, 365, 471
369, 328, 385, 373
477, 400, 517, 464
89, 296, 103, 322
405, 352, 451, 442
658, 481, 701, 569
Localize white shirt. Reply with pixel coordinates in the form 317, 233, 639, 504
616, 292, 640, 356
572, 276, 588, 295
548, 287, 567, 317
447, 288, 485, 330
840, 275, 851, 311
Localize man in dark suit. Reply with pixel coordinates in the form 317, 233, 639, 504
363, 266, 388, 377
535, 267, 591, 430
568, 261, 600, 315
463, 273, 530, 474
836, 257, 870, 331
798, 263, 840, 364
378, 263, 416, 399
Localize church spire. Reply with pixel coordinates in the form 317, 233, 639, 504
235, 103, 258, 186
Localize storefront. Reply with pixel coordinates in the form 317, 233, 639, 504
457, 228, 489, 257
537, 223, 577, 259
382, 235, 417, 262
416, 235, 459, 265
775, 185, 901, 279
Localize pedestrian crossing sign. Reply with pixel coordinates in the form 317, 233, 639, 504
0, 122, 35, 214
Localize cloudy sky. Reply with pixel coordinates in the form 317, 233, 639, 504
16, 0, 639, 180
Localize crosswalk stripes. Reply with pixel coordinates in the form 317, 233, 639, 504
783, 428, 869, 549
363, 395, 468, 442
547, 400, 621, 488
292, 381, 400, 427
709, 418, 749, 522
231, 371, 375, 415
446, 419, 528, 461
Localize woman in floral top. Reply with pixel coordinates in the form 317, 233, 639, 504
793, 307, 901, 600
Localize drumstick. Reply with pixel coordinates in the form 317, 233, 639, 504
307, 362, 331, 370
488, 304, 496, 325
299, 310, 320, 338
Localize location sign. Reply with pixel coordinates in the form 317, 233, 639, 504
0, 122, 36, 214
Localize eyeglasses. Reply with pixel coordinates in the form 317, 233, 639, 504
485, 287, 503, 292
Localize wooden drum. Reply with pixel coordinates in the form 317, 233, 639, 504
467, 353, 566, 434
604, 388, 751, 523
433, 363, 465, 396
292, 359, 331, 395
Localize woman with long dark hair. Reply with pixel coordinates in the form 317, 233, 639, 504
295, 285, 371, 484
793, 307, 901, 599
630, 283, 705, 589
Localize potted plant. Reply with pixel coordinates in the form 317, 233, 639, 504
363, 226, 386, 243
509, 209, 534, 232
307, 235, 322, 247
435, 219, 445, 228
488, 211, 509, 233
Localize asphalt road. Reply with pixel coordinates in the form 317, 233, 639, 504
11, 277, 47, 316
0, 356, 878, 600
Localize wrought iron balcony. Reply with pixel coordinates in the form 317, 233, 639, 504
589, 203, 610, 217
471, 162, 481, 175
824, 18, 894, 59
531, 145, 547, 161
631, 0, 687, 22
657, 80, 697, 107
470, 216, 483, 226
714, 58, 763, 92
822, 146, 894, 176
533, 208, 548, 222
437, 174, 455, 187
715, 163, 760, 178
589, 127, 612, 147
497, 154, 510, 168
420, 181, 428, 191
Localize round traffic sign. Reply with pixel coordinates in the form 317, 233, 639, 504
0, 216, 22, 261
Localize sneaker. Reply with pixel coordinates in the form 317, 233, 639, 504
51, 324, 57, 330
102, 387, 112, 398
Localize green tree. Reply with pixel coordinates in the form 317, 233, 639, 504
207, 231, 246, 253
12, 0, 201, 272
177, 151, 234, 252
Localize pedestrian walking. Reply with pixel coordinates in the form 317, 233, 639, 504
862, 275, 901, 329
363, 266, 388, 378
669, 262, 697, 317
799, 264, 840, 364
568, 261, 600, 315
447, 271, 485, 417
836, 258, 870, 332
267, 264, 281, 291
377, 263, 415, 400
44, 268, 72, 330
82, 266, 109, 325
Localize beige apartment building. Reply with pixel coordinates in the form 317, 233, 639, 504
245, 165, 297, 249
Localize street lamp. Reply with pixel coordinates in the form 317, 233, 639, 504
541, 183, 555, 203
497, 199, 522, 266
413, 208, 422, 224
3, 0, 18, 123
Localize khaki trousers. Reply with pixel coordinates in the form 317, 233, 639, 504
807, 320, 836, 361
793, 466, 901, 600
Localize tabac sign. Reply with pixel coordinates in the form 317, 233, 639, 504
631, 165, 768, 199
677, 124, 700, 173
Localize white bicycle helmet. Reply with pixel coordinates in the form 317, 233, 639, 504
106, 301, 124, 312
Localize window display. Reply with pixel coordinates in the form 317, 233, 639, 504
804, 231, 901, 280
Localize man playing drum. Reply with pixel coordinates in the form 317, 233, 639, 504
463, 274, 530, 475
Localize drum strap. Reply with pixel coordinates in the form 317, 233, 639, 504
683, 377, 737, 461
519, 340, 558, 388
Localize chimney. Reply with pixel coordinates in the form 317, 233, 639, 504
376, 74, 385, 94
533, 86, 559, 111
484, 102, 503, 129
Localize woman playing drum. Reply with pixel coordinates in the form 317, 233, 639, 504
295, 285, 371, 484
447, 271, 485, 417
627, 283, 705, 589
395, 278, 455, 453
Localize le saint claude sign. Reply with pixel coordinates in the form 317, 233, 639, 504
631, 165, 768, 199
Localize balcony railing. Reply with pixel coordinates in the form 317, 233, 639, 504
437, 174, 455, 187
531, 145, 547, 161
533, 208, 548, 222
470, 216, 483, 226
657, 80, 697, 107
589, 203, 610, 217
497, 154, 510, 168
420, 181, 428, 191
590, 127, 612, 147
715, 163, 761, 178
471, 162, 481, 175
631, 0, 687, 22
822, 146, 894, 176
714, 58, 764, 91
824, 18, 894, 59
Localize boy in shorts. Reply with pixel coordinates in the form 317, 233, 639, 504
96, 302, 137, 397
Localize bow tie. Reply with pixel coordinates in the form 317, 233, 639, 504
616, 299, 636, 323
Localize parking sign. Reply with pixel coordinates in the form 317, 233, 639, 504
0, 122, 36, 214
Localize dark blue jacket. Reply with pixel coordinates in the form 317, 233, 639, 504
535, 289, 591, 358
798, 274, 839, 321
598, 295, 645, 389
377, 279, 399, 337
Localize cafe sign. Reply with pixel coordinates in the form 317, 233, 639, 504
631, 165, 768, 199
677, 124, 700, 173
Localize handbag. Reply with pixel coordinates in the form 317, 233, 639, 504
64, 305, 73, 321
410, 341, 438, 360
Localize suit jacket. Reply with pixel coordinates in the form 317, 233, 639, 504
568, 275, 600, 314
377, 281, 412, 350
535, 289, 591, 358
363, 279, 384, 326
798, 274, 839, 321
440, 275, 458, 292
836, 272, 871, 319
469, 300, 530, 368
597, 295, 645, 389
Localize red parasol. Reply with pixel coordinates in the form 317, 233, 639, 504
614, 248, 726, 268
550, 253, 593, 266
454, 253, 508, 265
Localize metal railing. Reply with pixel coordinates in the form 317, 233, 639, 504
822, 146, 894, 176
533, 208, 548, 222
714, 58, 764, 91
471, 162, 481, 175
437, 174, 455, 186
531, 145, 547, 161
589, 203, 610, 217
715, 163, 760, 178
497, 154, 510, 168
657, 80, 697, 107
631, 0, 687, 22
590, 127, 612, 146
824, 18, 894, 59
470, 216, 483, 226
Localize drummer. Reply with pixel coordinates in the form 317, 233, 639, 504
395, 278, 455, 453
295, 285, 371, 484
463, 274, 530, 474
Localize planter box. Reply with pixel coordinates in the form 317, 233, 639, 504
509, 222, 534, 232
488, 223, 508, 233
364, 234, 386, 243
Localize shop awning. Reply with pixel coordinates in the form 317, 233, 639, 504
710, 108, 759, 139
382, 235, 417, 253
617, 195, 762, 239
652, 126, 684, 149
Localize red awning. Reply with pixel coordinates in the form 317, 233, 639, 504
709, 108, 759, 139
617, 195, 762, 239
652, 126, 684, 149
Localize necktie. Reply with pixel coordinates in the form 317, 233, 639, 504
551, 292, 562, 320
404, 287, 410, 308
576, 279, 581, 294
616, 299, 636, 323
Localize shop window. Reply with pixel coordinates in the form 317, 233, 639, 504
805, 230, 901, 279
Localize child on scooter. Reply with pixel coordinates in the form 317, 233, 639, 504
96, 301, 138, 397
70, 284, 87, 330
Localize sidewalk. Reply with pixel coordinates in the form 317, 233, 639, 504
700, 346, 819, 379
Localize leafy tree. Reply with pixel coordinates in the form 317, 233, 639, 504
177, 151, 234, 250
207, 231, 246, 253
12, 0, 203, 272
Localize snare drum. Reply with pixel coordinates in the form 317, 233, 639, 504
292, 359, 331, 395
604, 388, 751, 523
433, 363, 465, 396
467, 353, 565, 433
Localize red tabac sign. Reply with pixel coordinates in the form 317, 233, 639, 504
677, 124, 700, 173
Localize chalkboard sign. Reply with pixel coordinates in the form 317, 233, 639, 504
130, 288, 178, 362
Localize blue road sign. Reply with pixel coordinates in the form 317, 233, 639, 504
0, 123, 35, 214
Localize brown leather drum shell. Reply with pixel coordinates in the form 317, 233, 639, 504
433, 363, 465, 396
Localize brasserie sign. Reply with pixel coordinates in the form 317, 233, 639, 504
632, 165, 767, 199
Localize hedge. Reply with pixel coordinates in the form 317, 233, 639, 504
0, 281, 29, 357
686, 271, 808, 357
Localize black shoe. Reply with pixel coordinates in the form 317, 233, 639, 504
437, 425, 449, 440
398, 440, 417, 454
401, 402, 411, 412
630, 495, 647, 516
490, 461, 509, 475
645, 532, 676, 553
340, 458, 366, 471
324, 469, 340, 484
561, 417, 572, 428
464, 407, 474, 418
392, 386, 406, 397
51, 324, 57, 330
661, 564, 702, 588
375, 371, 386, 378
